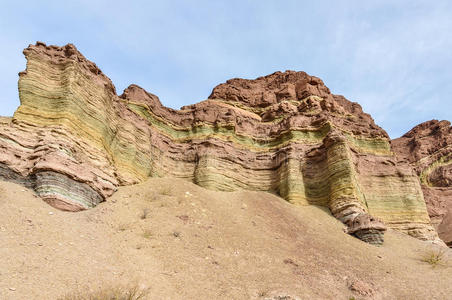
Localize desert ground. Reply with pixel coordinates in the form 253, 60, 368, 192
1, 178, 451, 300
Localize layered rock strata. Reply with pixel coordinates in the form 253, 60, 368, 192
0, 42, 440, 244
393, 120, 452, 246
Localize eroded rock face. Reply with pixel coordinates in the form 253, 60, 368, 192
0, 42, 442, 244
392, 120, 452, 246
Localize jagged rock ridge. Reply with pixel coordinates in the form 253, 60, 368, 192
0, 42, 447, 245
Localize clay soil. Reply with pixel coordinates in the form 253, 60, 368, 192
1, 178, 451, 299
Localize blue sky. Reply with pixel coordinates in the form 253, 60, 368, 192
0, 1, 451, 138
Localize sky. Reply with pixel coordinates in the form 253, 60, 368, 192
0, 1, 451, 138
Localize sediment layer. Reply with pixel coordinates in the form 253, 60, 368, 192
393, 120, 452, 246
0, 42, 441, 243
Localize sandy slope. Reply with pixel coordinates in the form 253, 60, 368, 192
0, 178, 451, 300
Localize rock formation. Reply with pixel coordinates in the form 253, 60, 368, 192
393, 120, 452, 246
0, 42, 445, 245
346, 213, 386, 245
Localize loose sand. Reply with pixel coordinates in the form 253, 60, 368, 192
1, 178, 451, 299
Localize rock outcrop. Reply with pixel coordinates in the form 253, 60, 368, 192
347, 213, 386, 245
392, 120, 452, 246
0, 42, 443, 245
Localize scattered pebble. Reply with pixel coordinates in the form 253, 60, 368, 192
177, 215, 189, 223
9, 287, 16, 291
48, 212, 54, 215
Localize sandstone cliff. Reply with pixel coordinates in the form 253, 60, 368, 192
0, 42, 444, 245
393, 120, 452, 246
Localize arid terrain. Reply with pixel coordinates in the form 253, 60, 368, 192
2, 42, 451, 248
0, 42, 451, 299
1, 178, 451, 300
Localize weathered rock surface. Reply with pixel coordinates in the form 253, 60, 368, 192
392, 120, 452, 246
347, 213, 386, 245
0, 42, 442, 244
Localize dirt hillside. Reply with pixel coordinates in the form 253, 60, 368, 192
0, 178, 451, 299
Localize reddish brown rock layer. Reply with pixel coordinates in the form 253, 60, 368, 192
392, 120, 452, 246
208, 72, 387, 138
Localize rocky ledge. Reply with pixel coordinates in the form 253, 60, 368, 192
0, 42, 449, 246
